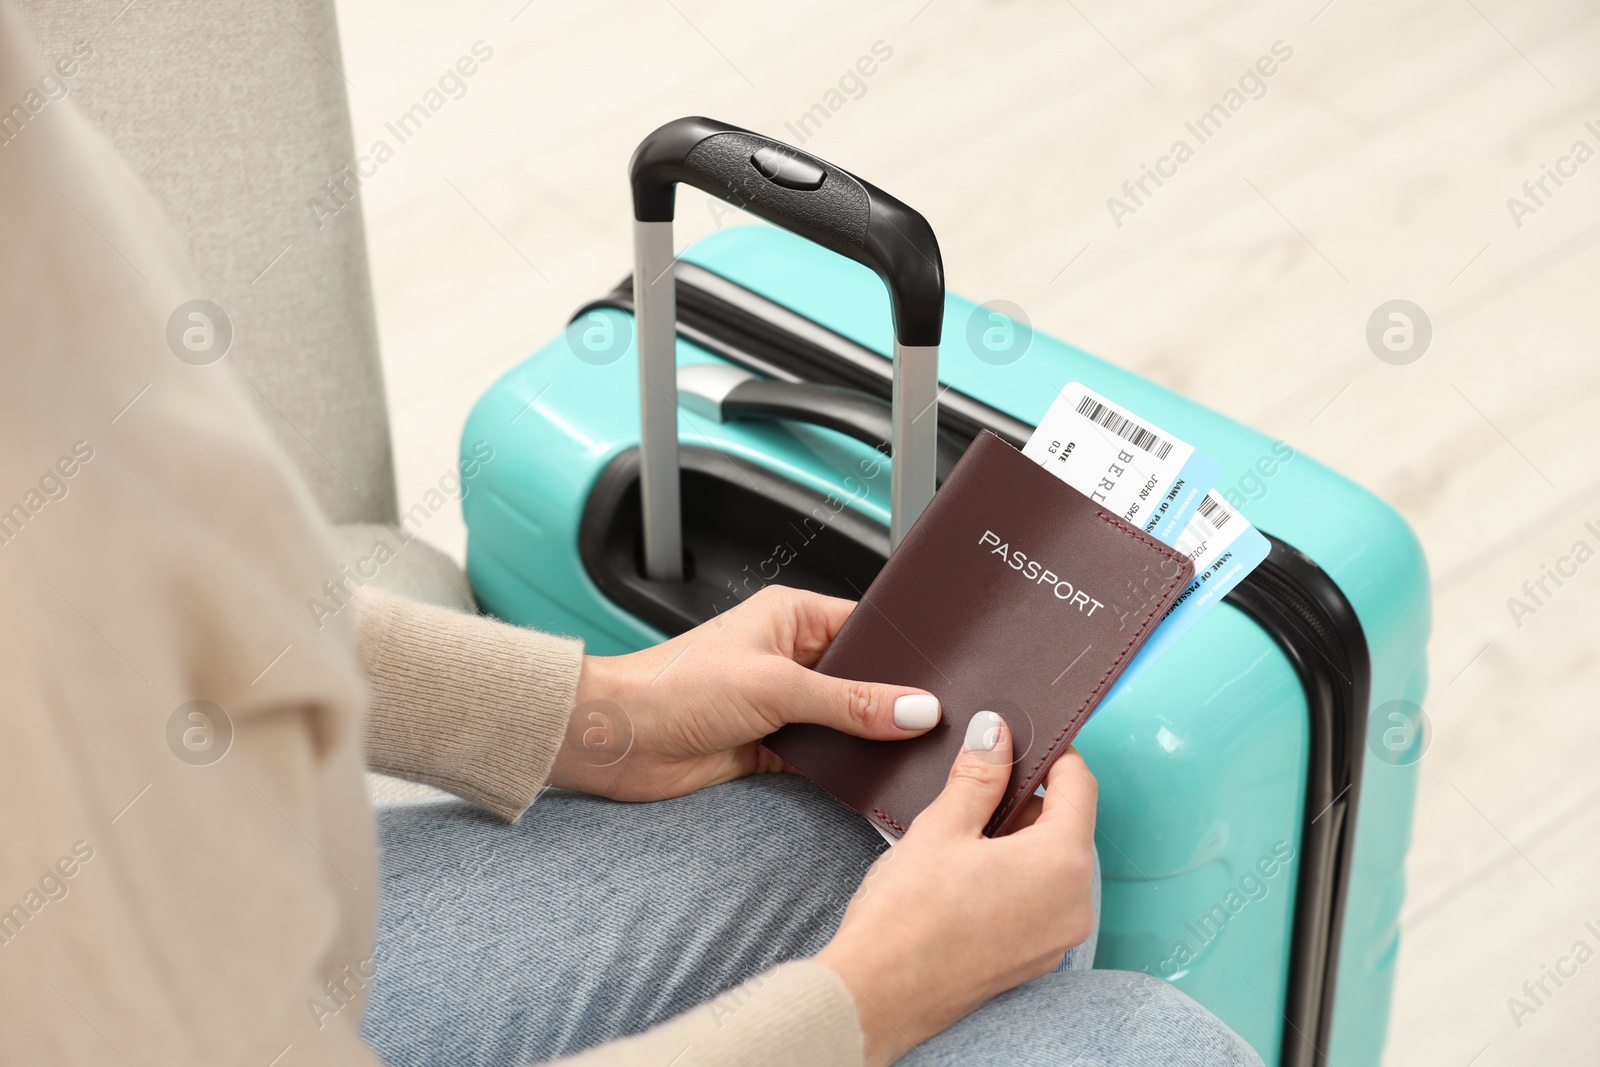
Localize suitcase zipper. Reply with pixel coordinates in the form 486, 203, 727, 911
576, 266, 1371, 1067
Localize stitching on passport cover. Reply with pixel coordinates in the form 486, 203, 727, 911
1093, 510, 1190, 568
873, 808, 907, 834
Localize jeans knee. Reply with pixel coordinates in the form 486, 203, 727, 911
1101, 971, 1265, 1066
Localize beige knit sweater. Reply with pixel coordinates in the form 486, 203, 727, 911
0, 6, 862, 1064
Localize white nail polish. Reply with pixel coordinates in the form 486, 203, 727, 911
964, 710, 1003, 751
893, 693, 941, 730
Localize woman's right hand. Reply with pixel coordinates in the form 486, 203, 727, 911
815, 713, 1099, 1067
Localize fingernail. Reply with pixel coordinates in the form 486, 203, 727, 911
893, 694, 941, 730
964, 710, 1003, 752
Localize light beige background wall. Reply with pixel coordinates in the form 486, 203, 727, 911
332, 2, 1600, 1063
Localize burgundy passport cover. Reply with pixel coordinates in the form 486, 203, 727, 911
765, 431, 1195, 838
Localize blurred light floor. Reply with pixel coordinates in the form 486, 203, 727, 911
338, 2, 1600, 1063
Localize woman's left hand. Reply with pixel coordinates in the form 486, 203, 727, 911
549, 585, 942, 801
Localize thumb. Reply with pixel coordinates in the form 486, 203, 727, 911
771, 661, 942, 740
914, 711, 1013, 838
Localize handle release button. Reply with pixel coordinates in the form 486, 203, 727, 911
750, 146, 827, 191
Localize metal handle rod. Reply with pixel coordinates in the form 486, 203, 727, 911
890, 342, 939, 549
634, 219, 682, 581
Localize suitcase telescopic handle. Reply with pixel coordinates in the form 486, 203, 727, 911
629, 116, 944, 581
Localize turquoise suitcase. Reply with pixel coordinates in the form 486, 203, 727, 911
460, 118, 1429, 1067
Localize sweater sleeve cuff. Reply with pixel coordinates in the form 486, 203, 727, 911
354, 586, 583, 820
552, 960, 865, 1067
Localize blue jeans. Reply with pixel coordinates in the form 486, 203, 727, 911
362, 775, 1262, 1066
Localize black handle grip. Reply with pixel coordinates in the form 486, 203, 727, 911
721, 379, 963, 484
629, 116, 944, 347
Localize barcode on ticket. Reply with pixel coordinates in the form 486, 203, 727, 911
1075, 396, 1175, 461
1196, 494, 1229, 530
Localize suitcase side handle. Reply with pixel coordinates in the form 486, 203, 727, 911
629, 116, 944, 580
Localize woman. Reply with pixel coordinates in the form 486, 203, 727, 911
0, 4, 1258, 1062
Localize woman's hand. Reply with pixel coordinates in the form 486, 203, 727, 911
549, 585, 942, 801
817, 716, 1099, 1067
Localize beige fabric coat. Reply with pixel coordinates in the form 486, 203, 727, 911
0, 5, 862, 1064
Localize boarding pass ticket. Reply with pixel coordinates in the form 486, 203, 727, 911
1021, 383, 1220, 545
1100, 489, 1271, 702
